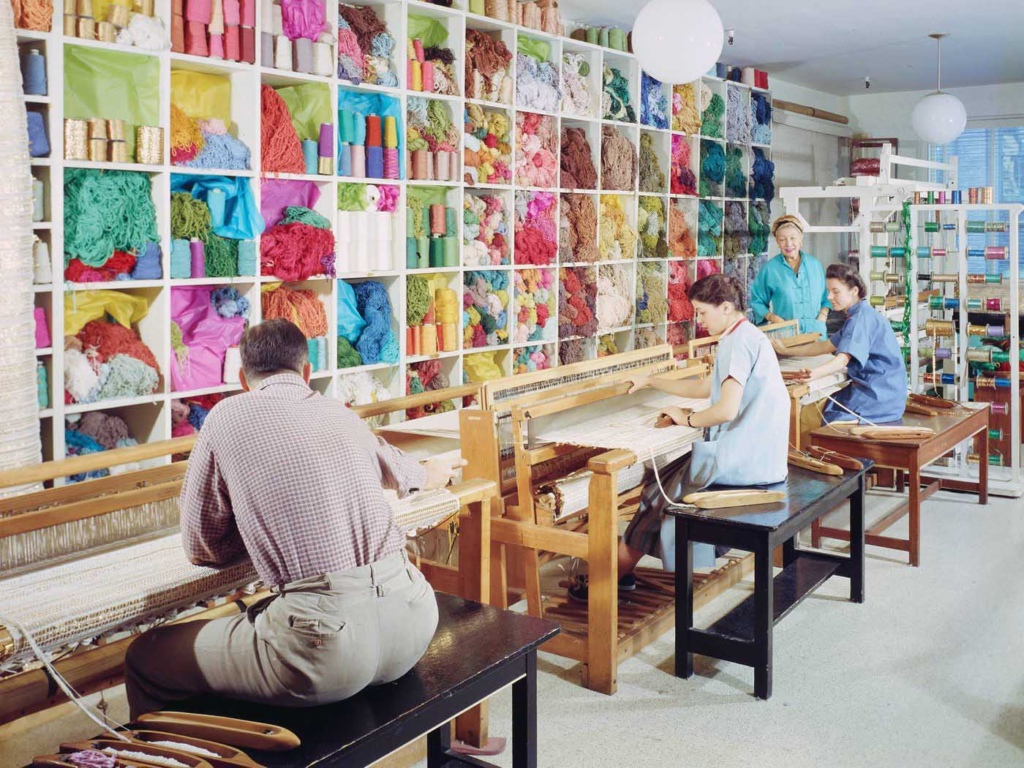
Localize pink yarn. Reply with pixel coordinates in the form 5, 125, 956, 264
697, 259, 720, 279
34, 306, 50, 348
376, 185, 399, 212
337, 28, 362, 60
514, 112, 558, 188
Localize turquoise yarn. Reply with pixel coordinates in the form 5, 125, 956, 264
353, 281, 394, 364
698, 201, 723, 257
699, 141, 725, 198
725, 145, 746, 198
64, 169, 158, 266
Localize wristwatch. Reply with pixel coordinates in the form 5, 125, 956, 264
685, 412, 694, 428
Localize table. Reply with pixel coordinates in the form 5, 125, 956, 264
669, 464, 869, 699
809, 405, 989, 566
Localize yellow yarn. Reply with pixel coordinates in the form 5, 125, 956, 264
171, 104, 205, 154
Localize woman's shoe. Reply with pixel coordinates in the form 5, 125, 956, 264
567, 573, 637, 603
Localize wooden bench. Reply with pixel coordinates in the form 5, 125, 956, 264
667, 464, 870, 699
121, 594, 558, 768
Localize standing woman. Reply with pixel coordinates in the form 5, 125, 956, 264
750, 214, 831, 338
774, 263, 907, 424
569, 274, 789, 600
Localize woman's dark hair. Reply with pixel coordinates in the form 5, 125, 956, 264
825, 263, 868, 300
688, 273, 746, 311
239, 319, 309, 380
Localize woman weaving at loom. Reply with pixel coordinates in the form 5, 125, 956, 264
569, 274, 789, 601
774, 263, 908, 424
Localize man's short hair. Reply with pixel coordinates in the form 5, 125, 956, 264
239, 319, 308, 381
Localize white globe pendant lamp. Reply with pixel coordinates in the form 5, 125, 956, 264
911, 33, 967, 146
632, 0, 724, 84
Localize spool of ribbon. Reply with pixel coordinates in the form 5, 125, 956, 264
383, 116, 398, 148
65, 119, 88, 160
171, 238, 191, 278
350, 144, 366, 178
275, 35, 292, 70
223, 346, 242, 383
302, 139, 318, 174
312, 42, 332, 75
190, 239, 206, 278
367, 145, 384, 178
136, 126, 163, 164
207, 187, 227, 227
21, 49, 47, 95
383, 148, 399, 179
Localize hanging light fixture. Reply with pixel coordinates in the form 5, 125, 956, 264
632, 0, 724, 85
911, 33, 967, 146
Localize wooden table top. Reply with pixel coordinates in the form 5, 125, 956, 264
809, 404, 989, 449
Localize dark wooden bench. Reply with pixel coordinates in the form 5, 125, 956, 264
153, 594, 558, 767
667, 463, 870, 699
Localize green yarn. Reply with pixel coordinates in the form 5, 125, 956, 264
64, 168, 159, 266
725, 145, 746, 198
337, 336, 363, 368
698, 141, 725, 198
698, 200, 723, 257
203, 232, 238, 277
171, 192, 211, 240
638, 196, 667, 259
407, 276, 431, 325
701, 93, 725, 138
749, 201, 770, 255
639, 133, 665, 193
170, 321, 188, 365
282, 206, 332, 230
602, 65, 636, 123
338, 184, 370, 211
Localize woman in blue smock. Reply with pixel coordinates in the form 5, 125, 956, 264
774, 263, 907, 424
568, 275, 789, 601
750, 215, 831, 338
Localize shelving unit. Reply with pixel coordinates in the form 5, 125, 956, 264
18, 0, 773, 462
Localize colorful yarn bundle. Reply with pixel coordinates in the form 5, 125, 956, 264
666, 322, 690, 351
638, 196, 668, 259
337, 336, 361, 368
180, 116, 251, 170
514, 190, 558, 266
641, 73, 669, 129
353, 280, 399, 364
514, 112, 558, 188
560, 53, 593, 117
261, 284, 328, 337
597, 334, 618, 357
698, 200, 723, 257
171, 104, 204, 164
725, 144, 746, 198
212, 286, 250, 318
170, 190, 245, 278
407, 96, 460, 180
337, 4, 397, 87
515, 52, 561, 114
65, 318, 161, 404
668, 261, 694, 322
559, 193, 598, 263
406, 360, 453, 420
558, 338, 584, 365
12, 0, 52, 31
639, 133, 665, 193
260, 206, 335, 280
726, 85, 751, 145
600, 126, 637, 191
65, 251, 138, 282
671, 83, 701, 135
596, 264, 634, 332
559, 127, 597, 190
634, 327, 664, 350
558, 265, 596, 339
598, 194, 638, 260
463, 104, 511, 185
669, 201, 697, 259
69, 411, 135, 450
636, 262, 667, 324
171, 393, 223, 437
697, 259, 720, 279
751, 93, 772, 145
513, 344, 552, 374
670, 134, 697, 196
698, 141, 724, 198
749, 200, 771, 255
260, 85, 305, 174
701, 90, 725, 139
63, 169, 158, 270
465, 28, 512, 103
462, 270, 509, 348
513, 268, 555, 343
724, 201, 751, 257
750, 147, 775, 203
601, 65, 635, 123
64, 429, 111, 483
463, 193, 509, 266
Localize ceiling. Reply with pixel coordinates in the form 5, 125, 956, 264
558, 0, 1024, 95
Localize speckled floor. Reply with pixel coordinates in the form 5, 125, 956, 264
4, 489, 1022, 768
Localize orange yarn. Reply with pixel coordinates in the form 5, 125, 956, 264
669, 205, 696, 259
14, 0, 52, 31
261, 285, 328, 338
260, 85, 306, 174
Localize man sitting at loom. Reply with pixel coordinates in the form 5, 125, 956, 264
125, 319, 464, 717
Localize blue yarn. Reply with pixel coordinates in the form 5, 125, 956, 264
751, 93, 773, 145
371, 32, 394, 58
27, 112, 49, 157
188, 403, 210, 431
20, 50, 47, 95
353, 280, 393, 364
65, 429, 109, 483
750, 148, 776, 203
641, 72, 669, 130
132, 241, 163, 279
183, 132, 252, 171
211, 286, 251, 318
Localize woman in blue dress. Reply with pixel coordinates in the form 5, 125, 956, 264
569, 274, 790, 601
750, 215, 831, 338
774, 263, 907, 424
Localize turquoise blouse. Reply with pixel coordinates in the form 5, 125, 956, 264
750, 252, 830, 338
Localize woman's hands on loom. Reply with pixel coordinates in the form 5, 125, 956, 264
655, 406, 692, 428
770, 338, 793, 357
422, 456, 468, 489
627, 374, 651, 394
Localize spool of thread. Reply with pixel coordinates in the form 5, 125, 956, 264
223, 346, 242, 383
97, 20, 116, 41
921, 346, 952, 360
312, 42, 332, 75
33, 239, 51, 283
87, 118, 107, 140
350, 145, 366, 178
585, 26, 598, 44
366, 115, 382, 147
275, 36, 292, 70
968, 187, 978, 204
301, 139, 318, 174
416, 236, 429, 268
923, 373, 956, 386
429, 204, 446, 236
411, 149, 428, 180
442, 323, 457, 352
443, 237, 458, 267
924, 319, 954, 336
338, 144, 351, 176
968, 453, 1004, 467
938, 191, 946, 204
189, 239, 206, 278
967, 273, 1001, 284
140, 0, 155, 15
609, 26, 626, 51
976, 375, 1009, 389
985, 246, 1007, 260
64, 13, 77, 36
107, 118, 126, 141
383, 148, 399, 179
260, 31, 273, 63
428, 237, 444, 268
21, 50, 47, 96
32, 178, 44, 222
951, 190, 962, 204
928, 296, 958, 310
240, 25, 255, 63
967, 297, 1004, 312
410, 60, 423, 91
367, 145, 384, 178
207, 30, 223, 59
88, 137, 107, 162
435, 151, 450, 182
740, 66, 756, 86
411, 324, 422, 355
320, 121, 335, 158
270, 2, 282, 33
868, 296, 886, 308
383, 116, 398, 148
990, 403, 1009, 416
171, 238, 192, 278
206, 187, 227, 228
968, 323, 1004, 337
238, 239, 256, 274
318, 156, 333, 175
421, 324, 438, 355
445, 206, 457, 236
470, 0, 484, 12
136, 126, 163, 164
36, 362, 49, 409
316, 337, 327, 370
65, 120, 88, 160
598, 27, 609, 47
307, 337, 319, 370
294, 37, 313, 73
108, 2, 130, 25
413, 38, 425, 63
406, 238, 418, 269
421, 61, 434, 93
870, 222, 900, 233
78, 17, 96, 38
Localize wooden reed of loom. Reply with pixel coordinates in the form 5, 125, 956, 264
0, 404, 496, 740
459, 346, 754, 695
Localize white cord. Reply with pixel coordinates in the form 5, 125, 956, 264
0, 611, 132, 740
647, 446, 695, 510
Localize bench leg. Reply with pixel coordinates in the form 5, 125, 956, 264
586, 471, 618, 695
511, 652, 538, 768
674, 519, 693, 679
426, 720, 452, 767
909, 456, 921, 567
979, 425, 989, 505
810, 518, 822, 548
753, 538, 773, 700
849, 471, 866, 603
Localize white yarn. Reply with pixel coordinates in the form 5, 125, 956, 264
64, 347, 101, 403
116, 14, 170, 51
561, 53, 593, 116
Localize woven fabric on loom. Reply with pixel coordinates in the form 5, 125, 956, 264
779, 354, 849, 405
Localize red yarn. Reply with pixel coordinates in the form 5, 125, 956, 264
514, 227, 557, 265
697, 259, 720, 279
260, 222, 336, 281
668, 261, 694, 322
536, 301, 549, 325
261, 84, 306, 174
65, 251, 137, 283
183, 393, 223, 411
77, 320, 161, 373
171, 145, 199, 164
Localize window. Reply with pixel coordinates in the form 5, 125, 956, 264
930, 127, 1024, 276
